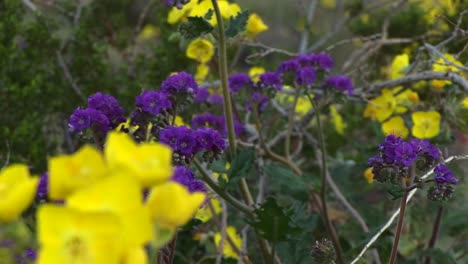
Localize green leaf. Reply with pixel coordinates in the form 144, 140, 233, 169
387, 184, 405, 200
249, 197, 301, 242
224, 10, 250, 38
262, 164, 310, 199
227, 146, 255, 185
417, 249, 457, 264
178, 16, 214, 40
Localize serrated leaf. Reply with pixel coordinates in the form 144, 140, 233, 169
227, 146, 255, 185
249, 197, 301, 242
262, 164, 309, 198
224, 10, 249, 38
178, 16, 214, 40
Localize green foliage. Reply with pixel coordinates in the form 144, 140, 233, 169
178, 16, 214, 40
224, 10, 249, 38
226, 146, 256, 185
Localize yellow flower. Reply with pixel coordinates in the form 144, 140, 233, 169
167, 0, 197, 24
136, 25, 160, 42
363, 89, 396, 122
189, 0, 232, 26
214, 226, 242, 259
66, 174, 153, 247
329, 105, 346, 135
174, 115, 186, 126
394, 88, 419, 114
390, 54, 409, 79
121, 247, 147, 264
116, 118, 139, 134
248, 66, 265, 82
246, 13, 268, 36
105, 132, 173, 187
49, 145, 107, 200
431, 54, 462, 89
364, 168, 374, 184
0, 164, 38, 222
381, 116, 409, 139
146, 182, 205, 229
411, 111, 441, 139
195, 63, 210, 83
186, 38, 214, 63
195, 197, 222, 223
213, 162, 230, 182
37, 205, 124, 264
462, 97, 468, 109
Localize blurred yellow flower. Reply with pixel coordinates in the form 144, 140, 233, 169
390, 54, 409, 79
195, 63, 210, 83
186, 38, 214, 63
167, 0, 197, 24
329, 105, 346, 135
381, 116, 409, 139
394, 88, 419, 114
146, 182, 205, 229
321, 0, 336, 9
214, 225, 242, 259
189, 0, 234, 26
66, 174, 153, 247
37, 205, 124, 264
174, 115, 186, 126
431, 54, 462, 89
248, 66, 265, 82
246, 13, 268, 36
195, 197, 222, 222
411, 111, 441, 139
0, 164, 38, 222
121, 247, 147, 264
363, 89, 396, 122
136, 25, 160, 42
105, 132, 173, 187
463, 97, 468, 109
49, 145, 107, 200
364, 168, 374, 184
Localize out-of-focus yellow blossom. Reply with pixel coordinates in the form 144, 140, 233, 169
167, 0, 198, 24
359, 13, 370, 24
248, 66, 265, 82
105, 132, 173, 187
364, 168, 374, 184
463, 97, 468, 109
146, 182, 205, 229
214, 226, 242, 259
49, 145, 107, 200
186, 38, 214, 63
390, 54, 409, 79
295, 96, 313, 116
213, 162, 230, 182
382, 116, 409, 139
174, 115, 186, 126
66, 174, 153, 247
121, 247, 147, 264
321, 0, 336, 9
363, 89, 396, 122
117, 119, 139, 134
0, 164, 38, 222
411, 111, 441, 139
329, 105, 346, 135
136, 25, 160, 42
195, 63, 210, 83
246, 13, 268, 36
37, 205, 124, 264
394, 88, 419, 114
432, 54, 462, 89
189, 0, 239, 26
195, 197, 222, 222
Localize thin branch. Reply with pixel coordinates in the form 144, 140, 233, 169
56, 51, 86, 102
21, 0, 38, 12
424, 43, 468, 71
298, 0, 318, 53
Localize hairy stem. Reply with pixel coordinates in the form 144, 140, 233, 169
389, 189, 409, 264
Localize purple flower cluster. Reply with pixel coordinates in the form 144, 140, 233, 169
195, 88, 210, 103
434, 164, 458, 185
229, 73, 253, 93
246, 92, 269, 113
165, 0, 191, 9
192, 113, 245, 137
135, 90, 172, 116
37, 173, 48, 201
161, 71, 198, 95
258, 72, 283, 91
326, 75, 354, 95
69, 93, 125, 133
172, 166, 205, 193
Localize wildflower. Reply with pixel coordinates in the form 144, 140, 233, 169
0, 164, 38, 221
172, 166, 206, 193
364, 168, 374, 184
228, 73, 252, 93
195, 197, 222, 222
432, 54, 462, 89
186, 38, 214, 63
249, 66, 265, 82
87, 92, 126, 124
363, 89, 396, 122
207, 94, 224, 105
258, 72, 282, 90
37, 205, 124, 264
463, 97, 468, 109
246, 92, 269, 112
121, 247, 147, 264
390, 54, 409, 79
434, 164, 458, 185
37, 172, 48, 200
195, 64, 210, 83
167, 0, 197, 24
381, 116, 409, 139
159, 126, 200, 157
196, 127, 227, 161
246, 13, 268, 36
105, 132, 173, 187
49, 145, 107, 199
295, 66, 317, 86
411, 111, 441, 139
136, 24, 160, 42
69, 107, 110, 133
189, 0, 232, 26
195, 88, 210, 103
146, 182, 205, 229
135, 90, 172, 116
277, 59, 300, 75
329, 105, 346, 135
310, 53, 334, 71
326, 75, 354, 95
161, 71, 198, 95
214, 226, 242, 259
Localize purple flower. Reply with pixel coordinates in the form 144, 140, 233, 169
326, 76, 354, 95
192, 113, 245, 137
394, 142, 417, 167
165, 0, 191, 9
310, 53, 334, 71
229, 73, 252, 93
207, 94, 224, 105
196, 127, 227, 153
159, 126, 200, 156
434, 164, 458, 185
277, 59, 300, 74
172, 166, 206, 193
37, 173, 48, 200
258, 72, 282, 90
296, 54, 315, 66
246, 92, 269, 112
295, 66, 317, 86
195, 88, 209, 103
87, 92, 125, 123
379, 135, 404, 164
161, 71, 198, 95
410, 139, 440, 160
135, 90, 172, 116
68, 108, 110, 133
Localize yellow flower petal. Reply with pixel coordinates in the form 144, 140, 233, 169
411, 111, 441, 139
214, 226, 242, 259
431, 53, 462, 89
364, 168, 374, 184
248, 66, 265, 82
195, 197, 222, 223
167, 0, 197, 24
247, 13, 268, 36
186, 38, 214, 63
390, 54, 409, 79
121, 247, 148, 264
195, 63, 210, 83
329, 105, 347, 135
381, 116, 409, 139
363, 89, 396, 122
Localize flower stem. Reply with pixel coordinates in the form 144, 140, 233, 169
308, 95, 344, 264
424, 206, 444, 264
389, 189, 409, 264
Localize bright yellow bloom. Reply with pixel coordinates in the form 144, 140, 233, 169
364, 168, 374, 184
67, 174, 153, 247
246, 13, 268, 36
174, 115, 186, 126
49, 145, 107, 200
189, 0, 233, 26
105, 132, 173, 187
146, 182, 205, 229
116, 119, 139, 134
411, 111, 441, 139
394, 88, 419, 114
195, 197, 222, 222
186, 38, 214, 63
121, 247, 147, 264
248, 66, 265, 82
0, 164, 38, 222
390, 54, 409, 79
195, 63, 210, 83
463, 97, 468, 109
214, 226, 242, 259
136, 25, 160, 42
167, 0, 197, 24
37, 205, 124, 264
381, 116, 409, 139
329, 105, 346, 135
363, 89, 396, 122
432, 53, 462, 89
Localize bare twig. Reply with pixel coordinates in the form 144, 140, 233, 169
425, 43, 468, 72
21, 0, 38, 12
298, 0, 318, 53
